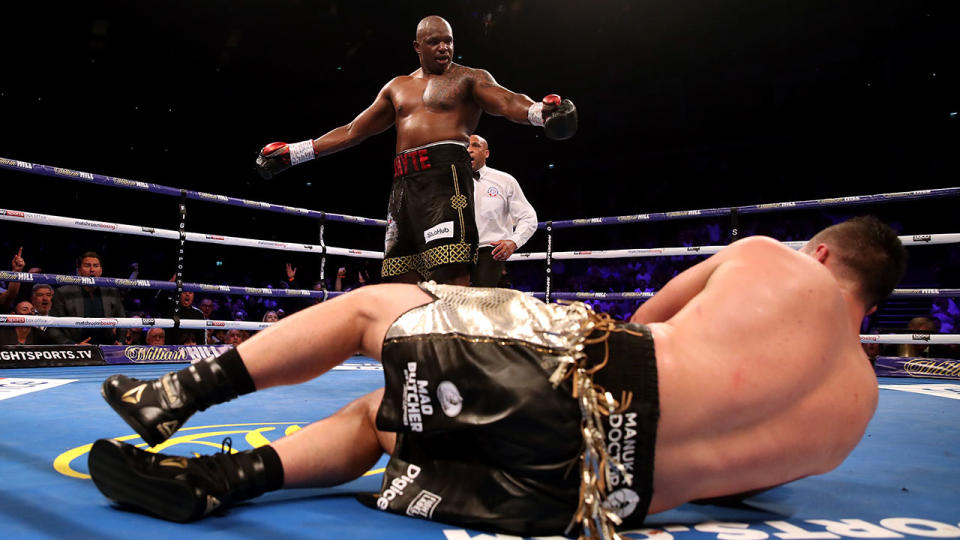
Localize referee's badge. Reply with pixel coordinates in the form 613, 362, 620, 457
486, 186, 499, 197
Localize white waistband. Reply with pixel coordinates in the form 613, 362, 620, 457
402, 140, 468, 153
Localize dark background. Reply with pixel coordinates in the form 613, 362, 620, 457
1, 0, 957, 294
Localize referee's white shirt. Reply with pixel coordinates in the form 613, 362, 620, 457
473, 165, 538, 249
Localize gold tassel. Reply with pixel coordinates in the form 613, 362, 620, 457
561, 307, 645, 539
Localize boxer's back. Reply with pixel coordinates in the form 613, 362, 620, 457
646, 237, 878, 512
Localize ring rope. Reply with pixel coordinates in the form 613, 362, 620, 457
1, 315, 956, 344
543, 187, 960, 229
0, 272, 346, 300
536, 289, 960, 301
861, 334, 960, 345
0, 208, 383, 259
8, 204, 953, 262
0, 314, 270, 331
509, 234, 960, 261
0, 156, 386, 227
3, 272, 949, 303
4, 156, 956, 231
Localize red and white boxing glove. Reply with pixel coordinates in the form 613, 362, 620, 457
527, 94, 578, 141
255, 140, 316, 180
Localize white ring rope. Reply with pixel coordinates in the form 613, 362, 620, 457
510, 234, 960, 261
6, 207, 958, 264
1, 315, 957, 344
0, 208, 383, 259
0, 314, 270, 331
861, 334, 960, 345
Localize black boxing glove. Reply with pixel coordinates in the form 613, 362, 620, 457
527, 94, 578, 141
255, 140, 315, 180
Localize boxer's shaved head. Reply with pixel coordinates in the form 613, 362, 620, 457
416, 16, 452, 42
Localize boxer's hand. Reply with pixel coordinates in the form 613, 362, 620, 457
256, 142, 292, 180
255, 140, 315, 180
528, 95, 578, 140
543, 95, 577, 141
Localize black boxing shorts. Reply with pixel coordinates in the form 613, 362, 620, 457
382, 143, 478, 280
359, 282, 660, 537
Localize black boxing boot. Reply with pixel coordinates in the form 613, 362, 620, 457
88, 437, 284, 522
101, 348, 256, 446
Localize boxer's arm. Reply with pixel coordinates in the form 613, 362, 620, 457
256, 81, 397, 179
471, 69, 538, 124
630, 256, 726, 324
311, 81, 397, 157
631, 237, 781, 324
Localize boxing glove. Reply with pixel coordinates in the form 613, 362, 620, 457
255, 140, 315, 180
527, 94, 578, 141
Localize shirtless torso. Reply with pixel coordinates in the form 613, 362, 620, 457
634, 237, 878, 511
306, 18, 539, 158
390, 65, 485, 151
309, 61, 532, 157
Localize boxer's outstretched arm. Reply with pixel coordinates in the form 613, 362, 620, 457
310, 81, 397, 157
472, 69, 538, 124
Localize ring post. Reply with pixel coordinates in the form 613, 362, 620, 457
730, 207, 740, 243
173, 190, 188, 330
318, 212, 328, 301
545, 221, 553, 304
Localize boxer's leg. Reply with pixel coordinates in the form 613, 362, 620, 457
272, 388, 396, 487
101, 284, 432, 446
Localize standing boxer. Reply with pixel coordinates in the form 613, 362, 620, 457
256, 16, 577, 286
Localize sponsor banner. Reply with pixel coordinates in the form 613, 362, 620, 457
0, 345, 105, 368
874, 356, 960, 380
0, 377, 77, 401
101, 345, 232, 365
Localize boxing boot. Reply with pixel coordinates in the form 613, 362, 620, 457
101, 349, 255, 446
88, 437, 283, 522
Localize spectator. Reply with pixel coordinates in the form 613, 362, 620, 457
896, 316, 937, 358
26, 283, 56, 344
0, 301, 39, 345
279, 263, 314, 314
47, 252, 126, 345
262, 311, 279, 323
225, 328, 248, 345
931, 298, 959, 334
197, 297, 216, 344
164, 290, 204, 346
30, 284, 54, 315
861, 341, 882, 366
197, 297, 215, 319
145, 327, 166, 346
467, 134, 538, 287
124, 327, 144, 345
0, 247, 27, 310
210, 329, 228, 346
333, 267, 349, 292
